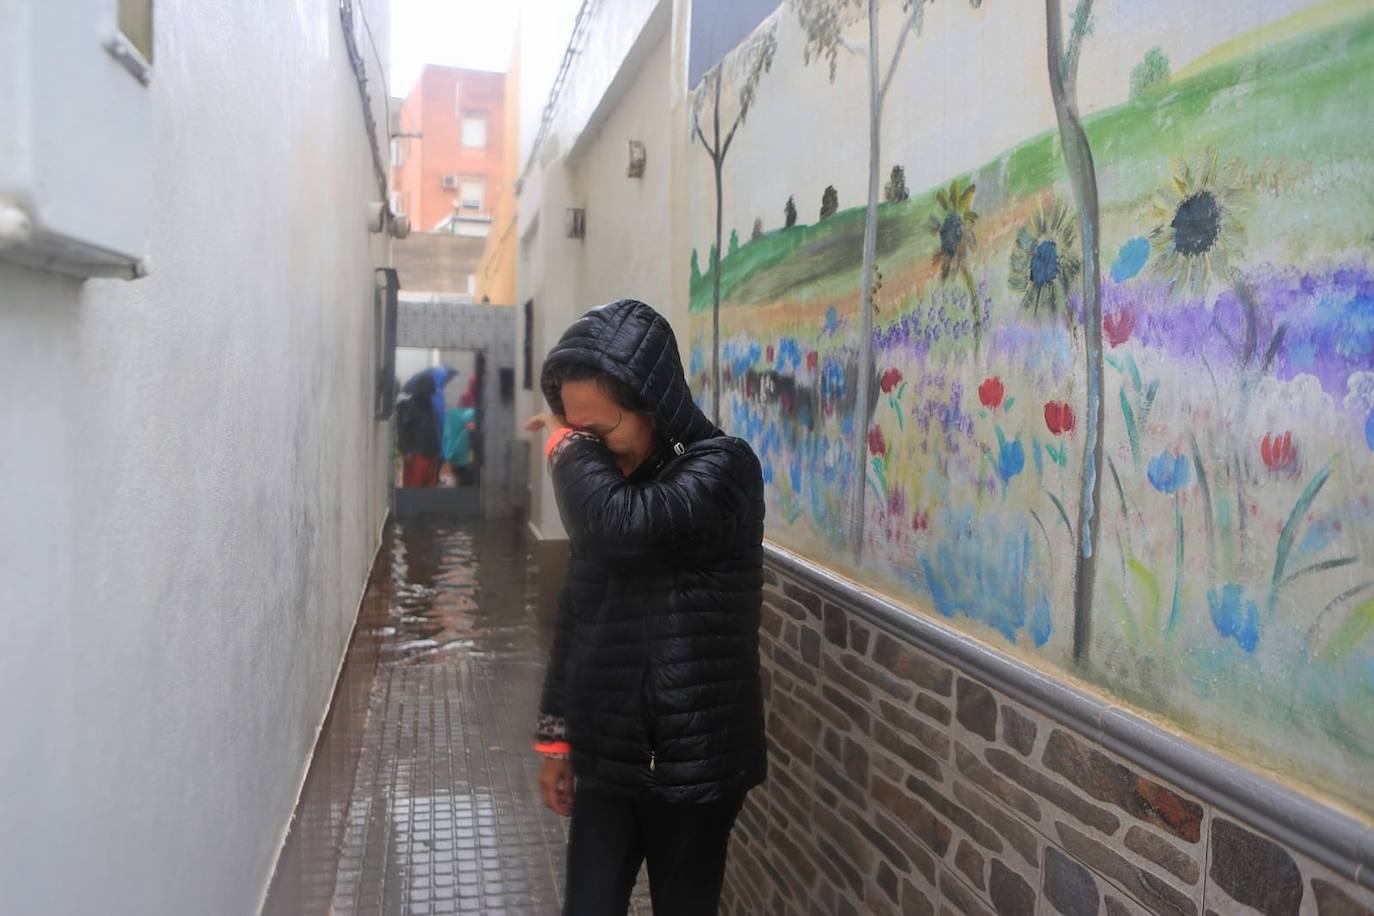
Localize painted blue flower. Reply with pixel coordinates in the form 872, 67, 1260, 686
824, 306, 839, 335
1366, 407, 1374, 452
789, 456, 802, 493
1110, 236, 1150, 283
821, 360, 846, 400
997, 437, 1025, 483
1207, 584, 1260, 652
689, 347, 705, 379
1030, 240, 1060, 284
1030, 594, 1052, 648
775, 337, 802, 372
762, 460, 775, 485
1147, 452, 1191, 494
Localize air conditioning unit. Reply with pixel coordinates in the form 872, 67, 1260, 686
565, 208, 586, 240
441, 175, 460, 189
1, 0, 153, 279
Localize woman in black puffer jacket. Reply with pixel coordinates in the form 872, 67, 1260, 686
527, 299, 767, 916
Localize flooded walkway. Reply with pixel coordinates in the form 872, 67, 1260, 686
264, 519, 651, 915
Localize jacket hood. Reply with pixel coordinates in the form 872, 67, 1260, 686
541, 299, 718, 454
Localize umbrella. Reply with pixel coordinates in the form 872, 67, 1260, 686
403, 365, 458, 448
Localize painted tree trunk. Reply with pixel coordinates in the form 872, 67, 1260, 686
847, 0, 883, 563
1045, 0, 1105, 664
711, 76, 725, 426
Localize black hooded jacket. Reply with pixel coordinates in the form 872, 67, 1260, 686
536, 299, 767, 803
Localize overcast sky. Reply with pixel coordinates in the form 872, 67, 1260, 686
389, 0, 520, 99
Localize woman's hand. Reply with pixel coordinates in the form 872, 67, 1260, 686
539, 757, 575, 817
524, 413, 569, 434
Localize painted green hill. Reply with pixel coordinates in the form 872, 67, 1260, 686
690, 7, 1374, 313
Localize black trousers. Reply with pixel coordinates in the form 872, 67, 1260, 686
562, 784, 745, 916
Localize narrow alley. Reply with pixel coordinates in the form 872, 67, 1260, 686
264, 520, 652, 915
5, 0, 1373, 914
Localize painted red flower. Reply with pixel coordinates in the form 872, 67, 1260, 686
888, 486, 907, 521
1261, 431, 1298, 473
1103, 307, 1136, 348
766, 344, 776, 364
806, 350, 819, 371
978, 376, 1005, 409
880, 368, 904, 394
912, 510, 930, 532
1044, 401, 1075, 436
868, 425, 887, 457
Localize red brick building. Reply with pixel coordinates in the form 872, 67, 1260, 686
392, 66, 506, 236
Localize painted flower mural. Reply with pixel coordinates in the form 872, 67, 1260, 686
1044, 401, 1075, 436
930, 178, 982, 339
1103, 306, 1136, 348
978, 376, 1005, 410
1008, 199, 1081, 323
1260, 431, 1299, 475
1148, 451, 1191, 635
689, 0, 1374, 814
1149, 150, 1249, 294
1147, 451, 1190, 495
868, 425, 887, 457
995, 429, 1025, 488
1209, 584, 1261, 653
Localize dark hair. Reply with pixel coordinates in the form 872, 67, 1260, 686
543, 361, 645, 415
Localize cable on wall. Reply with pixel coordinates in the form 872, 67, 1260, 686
340, 0, 392, 218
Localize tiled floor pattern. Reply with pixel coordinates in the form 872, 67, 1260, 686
264, 519, 651, 915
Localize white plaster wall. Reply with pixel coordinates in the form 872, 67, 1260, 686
515, 0, 585, 168
572, 31, 674, 333
0, 1, 392, 913
515, 0, 681, 542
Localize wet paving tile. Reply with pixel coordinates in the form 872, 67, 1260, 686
265, 519, 652, 915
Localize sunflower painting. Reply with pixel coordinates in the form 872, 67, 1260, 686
1149, 150, 1249, 295
929, 178, 981, 337
1008, 198, 1082, 328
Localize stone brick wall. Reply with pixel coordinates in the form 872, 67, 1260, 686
722, 560, 1374, 916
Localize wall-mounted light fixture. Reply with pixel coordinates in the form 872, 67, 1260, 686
627, 141, 646, 178
565, 208, 586, 239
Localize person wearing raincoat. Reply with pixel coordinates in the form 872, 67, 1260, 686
441, 388, 479, 486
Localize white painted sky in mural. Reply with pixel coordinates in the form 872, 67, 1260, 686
690, 0, 1316, 254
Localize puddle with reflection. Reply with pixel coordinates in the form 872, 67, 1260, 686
380, 517, 543, 666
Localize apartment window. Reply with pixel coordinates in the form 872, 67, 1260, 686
461, 113, 488, 149
459, 179, 485, 211
390, 139, 405, 168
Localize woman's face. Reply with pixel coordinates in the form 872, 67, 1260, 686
559, 380, 657, 476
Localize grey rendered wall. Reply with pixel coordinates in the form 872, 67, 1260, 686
0, 2, 393, 913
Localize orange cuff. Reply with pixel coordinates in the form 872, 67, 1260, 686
544, 428, 573, 459
534, 740, 572, 755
